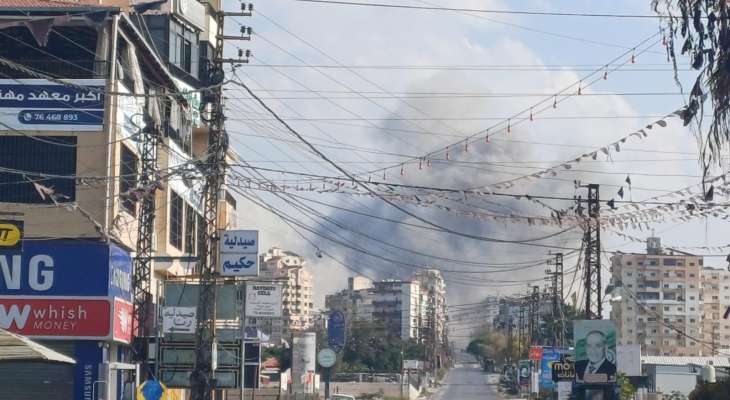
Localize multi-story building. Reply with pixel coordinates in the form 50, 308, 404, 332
0, 1, 240, 398
610, 237, 705, 356
260, 247, 315, 338
326, 272, 449, 347
372, 279, 422, 340
416, 269, 447, 345
325, 276, 374, 324
701, 267, 730, 355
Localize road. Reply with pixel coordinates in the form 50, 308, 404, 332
429, 363, 504, 400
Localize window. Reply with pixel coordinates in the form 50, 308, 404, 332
0, 136, 77, 203
627, 262, 633, 266
689, 273, 696, 278
690, 262, 695, 266
184, 203, 196, 254
169, 191, 183, 249
690, 296, 695, 300
690, 319, 696, 323
169, 20, 199, 78
663, 258, 677, 266
649, 259, 658, 266
120, 145, 138, 214
664, 306, 670, 311
664, 272, 670, 277
627, 272, 633, 276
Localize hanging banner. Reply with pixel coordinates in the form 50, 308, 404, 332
0, 79, 105, 131
327, 310, 346, 352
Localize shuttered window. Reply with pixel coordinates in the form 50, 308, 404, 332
0, 136, 76, 203
184, 203, 196, 254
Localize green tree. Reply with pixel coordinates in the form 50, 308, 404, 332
617, 373, 637, 400
689, 379, 730, 400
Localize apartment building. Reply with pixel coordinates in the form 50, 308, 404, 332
610, 237, 705, 356
701, 267, 730, 355
326, 272, 449, 345
372, 279, 422, 340
416, 269, 448, 345
0, 1, 238, 398
260, 247, 315, 338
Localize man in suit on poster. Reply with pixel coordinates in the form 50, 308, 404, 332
575, 330, 616, 382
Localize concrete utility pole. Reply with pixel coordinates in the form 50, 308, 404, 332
191, 3, 253, 399
546, 253, 564, 346
578, 184, 602, 320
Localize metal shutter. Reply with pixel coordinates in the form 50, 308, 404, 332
0, 362, 73, 400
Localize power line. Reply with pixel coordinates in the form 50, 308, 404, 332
295, 0, 670, 18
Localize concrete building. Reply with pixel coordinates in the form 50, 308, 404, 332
372, 280, 422, 341
325, 276, 374, 324
0, 1, 238, 398
611, 237, 705, 356
260, 248, 315, 338
701, 267, 730, 355
415, 269, 447, 345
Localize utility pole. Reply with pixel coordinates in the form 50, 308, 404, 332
132, 103, 160, 373
506, 316, 514, 362
527, 286, 540, 347
546, 253, 564, 346
578, 183, 602, 320
191, 3, 253, 399
518, 299, 526, 358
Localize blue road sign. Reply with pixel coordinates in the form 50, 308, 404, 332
328, 310, 346, 352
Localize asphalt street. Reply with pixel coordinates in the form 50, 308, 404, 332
430, 363, 504, 400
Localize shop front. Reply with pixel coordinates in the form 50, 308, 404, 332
0, 239, 135, 400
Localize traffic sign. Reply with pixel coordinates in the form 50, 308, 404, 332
327, 310, 346, 352
317, 348, 337, 368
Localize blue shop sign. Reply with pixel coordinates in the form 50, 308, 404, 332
0, 240, 132, 299
0, 81, 105, 109
74, 341, 102, 400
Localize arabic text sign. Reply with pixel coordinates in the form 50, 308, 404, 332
219, 230, 259, 277
0, 297, 111, 338
0, 79, 105, 131
245, 283, 282, 318
162, 306, 197, 334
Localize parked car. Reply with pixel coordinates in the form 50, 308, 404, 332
330, 395, 356, 400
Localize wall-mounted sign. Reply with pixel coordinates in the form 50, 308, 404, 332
0, 79, 105, 131
0, 240, 132, 341
162, 306, 197, 334
0, 297, 110, 338
219, 230, 259, 277
245, 283, 281, 318
0, 240, 130, 298
0, 220, 22, 249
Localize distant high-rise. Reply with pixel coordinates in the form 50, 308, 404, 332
260, 247, 315, 339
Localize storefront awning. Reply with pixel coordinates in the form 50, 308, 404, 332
0, 328, 75, 364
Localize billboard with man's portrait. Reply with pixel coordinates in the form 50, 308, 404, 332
573, 320, 617, 384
